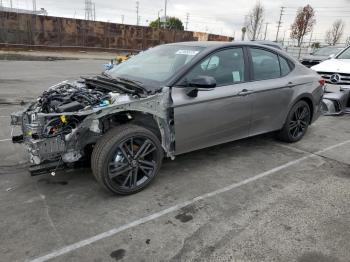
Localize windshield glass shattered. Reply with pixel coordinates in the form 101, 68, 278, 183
337, 46, 350, 59
106, 45, 204, 85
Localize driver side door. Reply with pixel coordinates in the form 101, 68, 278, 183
171, 47, 254, 155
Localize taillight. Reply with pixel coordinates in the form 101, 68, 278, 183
319, 79, 325, 87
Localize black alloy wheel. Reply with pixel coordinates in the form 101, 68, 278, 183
108, 136, 157, 190
278, 100, 311, 143
91, 125, 163, 195
288, 103, 311, 140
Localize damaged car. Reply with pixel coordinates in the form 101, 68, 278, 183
11, 42, 324, 195
312, 45, 350, 115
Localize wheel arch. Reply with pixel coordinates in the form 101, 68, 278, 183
97, 110, 174, 158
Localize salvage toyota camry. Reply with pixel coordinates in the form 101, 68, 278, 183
11, 42, 324, 195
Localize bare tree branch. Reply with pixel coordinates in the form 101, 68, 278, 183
325, 19, 345, 45
245, 2, 265, 41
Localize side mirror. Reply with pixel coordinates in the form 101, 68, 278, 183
189, 75, 216, 88
186, 76, 216, 97
329, 54, 335, 59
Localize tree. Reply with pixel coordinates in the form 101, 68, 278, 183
245, 2, 265, 40
290, 5, 316, 47
325, 19, 345, 45
149, 16, 184, 30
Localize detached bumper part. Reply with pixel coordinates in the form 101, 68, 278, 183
321, 89, 350, 115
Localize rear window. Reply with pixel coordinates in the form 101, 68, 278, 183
251, 48, 280, 81
279, 56, 291, 76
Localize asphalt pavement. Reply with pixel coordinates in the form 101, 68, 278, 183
0, 60, 349, 262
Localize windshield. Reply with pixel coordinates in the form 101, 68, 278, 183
337, 46, 350, 59
106, 45, 205, 86
313, 46, 343, 56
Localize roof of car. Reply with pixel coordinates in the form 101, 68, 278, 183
165, 41, 281, 49
166, 40, 299, 66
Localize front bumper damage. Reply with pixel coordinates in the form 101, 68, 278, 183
321, 85, 350, 115
11, 80, 173, 176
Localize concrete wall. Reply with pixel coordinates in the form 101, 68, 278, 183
0, 12, 233, 51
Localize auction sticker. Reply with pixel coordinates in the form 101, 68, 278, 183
175, 50, 200, 56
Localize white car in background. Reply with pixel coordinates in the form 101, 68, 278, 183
311, 46, 350, 115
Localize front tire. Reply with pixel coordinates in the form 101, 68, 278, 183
91, 125, 163, 195
277, 100, 311, 143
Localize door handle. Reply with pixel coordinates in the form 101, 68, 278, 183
238, 89, 253, 96
286, 82, 296, 88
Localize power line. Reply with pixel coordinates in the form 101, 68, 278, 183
276, 6, 285, 41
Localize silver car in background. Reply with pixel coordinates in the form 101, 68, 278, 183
11, 42, 324, 194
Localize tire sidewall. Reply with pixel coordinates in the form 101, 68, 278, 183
95, 126, 163, 195
284, 100, 311, 142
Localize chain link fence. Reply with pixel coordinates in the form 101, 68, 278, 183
281, 40, 349, 60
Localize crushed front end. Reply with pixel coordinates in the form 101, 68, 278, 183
10, 80, 111, 174
10, 76, 172, 176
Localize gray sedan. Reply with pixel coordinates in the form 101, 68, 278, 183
11, 42, 324, 194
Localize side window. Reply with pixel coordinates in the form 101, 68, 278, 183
251, 48, 280, 81
279, 56, 291, 76
186, 48, 245, 86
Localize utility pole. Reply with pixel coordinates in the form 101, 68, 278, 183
164, 0, 168, 28
93, 3, 96, 21
185, 13, 189, 31
136, 1, 139, 25
275, 6, 285, 42
32, 0, 36, 11
264, 22, 269, 40
121, 15, 124, 24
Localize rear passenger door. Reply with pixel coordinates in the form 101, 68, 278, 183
247, 47, 295, 136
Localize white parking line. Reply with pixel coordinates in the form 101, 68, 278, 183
0, 138, 11, 142
28, 139, 350, 262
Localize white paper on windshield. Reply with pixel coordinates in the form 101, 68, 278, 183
176, 50, 200, 56
232, 71, 241, 82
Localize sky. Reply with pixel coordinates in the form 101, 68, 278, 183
2, 0, 350, 43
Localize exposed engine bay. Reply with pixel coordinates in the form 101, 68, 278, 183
11, 76, 173, 175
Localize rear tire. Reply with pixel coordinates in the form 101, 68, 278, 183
91, 124, 163, 195
277, 100, 311, 143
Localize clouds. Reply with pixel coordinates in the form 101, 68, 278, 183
8, 0, 350, 42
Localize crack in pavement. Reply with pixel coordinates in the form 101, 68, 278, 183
34, 182, 65, 247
